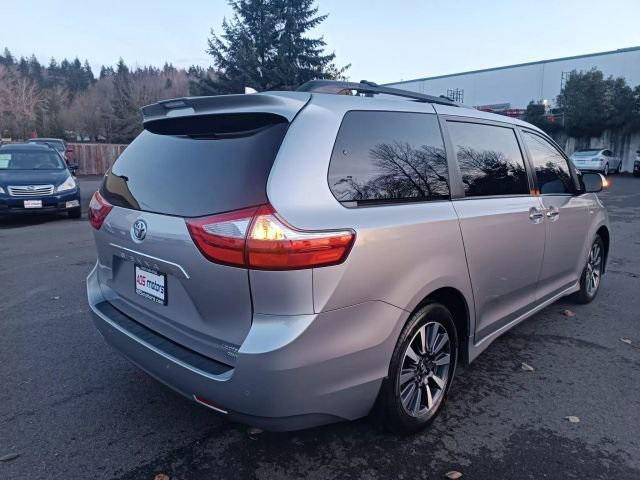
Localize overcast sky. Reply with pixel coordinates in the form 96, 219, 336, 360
2, 0, 639, 83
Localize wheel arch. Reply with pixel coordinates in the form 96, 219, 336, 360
596, 225, 610, 272
414, 287, 471, 365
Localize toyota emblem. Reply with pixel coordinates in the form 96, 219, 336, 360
132, 219, 147, 242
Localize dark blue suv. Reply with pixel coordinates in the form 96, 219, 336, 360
0, 143, 81, 218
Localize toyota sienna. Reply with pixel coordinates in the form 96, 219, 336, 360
87, 81, 609, 433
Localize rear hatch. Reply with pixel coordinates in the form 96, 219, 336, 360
571, 150, 601, 167
92, 92, 310, 365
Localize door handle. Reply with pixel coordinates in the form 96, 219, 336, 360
546, 207, 560, 221
529, 207, 544, 223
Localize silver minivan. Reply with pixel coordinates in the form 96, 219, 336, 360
87, 81, 609, 433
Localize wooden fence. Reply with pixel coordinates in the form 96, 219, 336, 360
70, 143, 128, 175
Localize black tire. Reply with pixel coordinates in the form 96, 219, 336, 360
571, 235, 604, 304
379, 302, 458, 434
603, 163, 609, 176
68, 207, 81, 219
616, 162, 622, 174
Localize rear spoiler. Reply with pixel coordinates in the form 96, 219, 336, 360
141, 92, 311, 127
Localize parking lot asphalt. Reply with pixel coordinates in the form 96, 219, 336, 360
1, 176, 639, 480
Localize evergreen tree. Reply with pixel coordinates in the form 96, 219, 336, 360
272, 0, 345, 89
163, 62, 176, 74
46, 58, 64, 87
65, 58, 91, 100
0, 47, 14, 65
17, 57, 29, 76
188, 65, 218, 95
194, 0, 346, 94
99, 65, 115, 78
203, 0, 279, 93
83, 60, 96, 85
38, 86, 67, 137
60, 58, 71, 78
110, 59, 140, 142
28, 55, 45, 86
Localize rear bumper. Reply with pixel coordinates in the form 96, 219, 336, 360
0, 188, 80, 215
87, 263, 406, 431
575, 166, 604, 173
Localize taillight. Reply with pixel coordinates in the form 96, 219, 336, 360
88, 191, 113, 230
185, 204, 355, 270
185, 206, 259, 267
247, 205, 355, 269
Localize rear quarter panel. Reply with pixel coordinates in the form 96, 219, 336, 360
266, 95, 474, 318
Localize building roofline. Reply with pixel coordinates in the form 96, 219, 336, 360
385, 46, 640, 86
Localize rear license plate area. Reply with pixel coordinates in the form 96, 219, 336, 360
135, 265, 167, 305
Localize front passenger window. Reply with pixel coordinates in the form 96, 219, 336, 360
522, 131, 575, 195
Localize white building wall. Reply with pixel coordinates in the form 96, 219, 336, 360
387, 48, 640, 109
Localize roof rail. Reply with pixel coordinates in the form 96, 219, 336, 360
296, 80, 461, 107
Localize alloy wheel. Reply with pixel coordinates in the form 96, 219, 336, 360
398, 321, 451, 417
585, 241, 603, 297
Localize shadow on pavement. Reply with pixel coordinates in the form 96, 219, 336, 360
0, 213, 82, 230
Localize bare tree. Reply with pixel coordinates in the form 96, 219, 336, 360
0, 65, 43, 138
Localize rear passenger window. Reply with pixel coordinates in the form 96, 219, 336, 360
447, 121, 529, 197
522, 131, 575, 194
328, 111, 449, 204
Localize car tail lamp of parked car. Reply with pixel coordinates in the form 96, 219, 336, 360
186, 204, 355, 270
88, 191, 113, 230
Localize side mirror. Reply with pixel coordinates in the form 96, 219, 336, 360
69, 164, 79, 176
582, 172, 606, 193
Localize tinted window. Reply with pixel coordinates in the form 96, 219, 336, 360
0, 150, 65, 170
328, 111, 449, 204
522, 131, 575, 195
447, 122, 529, 197
573, 150, 600, 157
102, 114, 288, 217
27, 139, 65, 152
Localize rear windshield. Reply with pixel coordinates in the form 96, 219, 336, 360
101, 114, 288, 217
0, 150, 65, 170
28, 140, 65, 151
573, 150, 601, 156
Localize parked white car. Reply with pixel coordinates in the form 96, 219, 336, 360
570, 148, 621, 176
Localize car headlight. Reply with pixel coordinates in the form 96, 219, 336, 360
56, 175, 77, 193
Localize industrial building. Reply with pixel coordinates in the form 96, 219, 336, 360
386, 46, 640, 112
